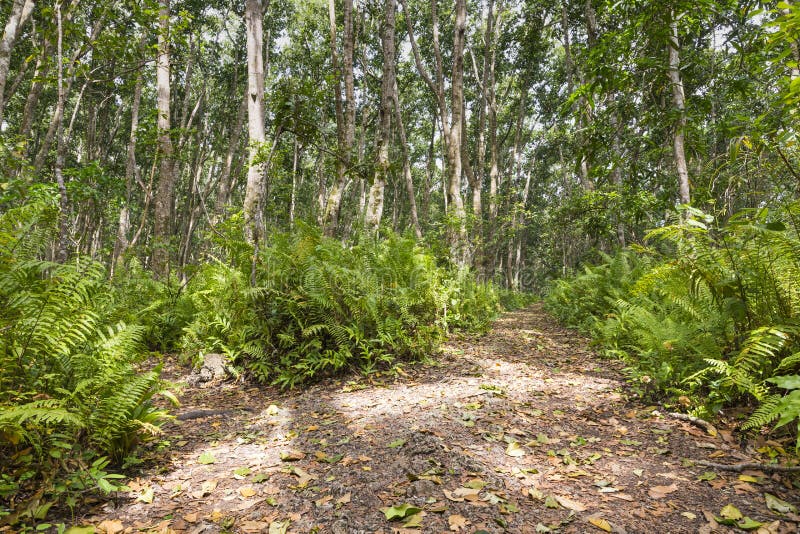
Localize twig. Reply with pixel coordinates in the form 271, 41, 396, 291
692, 460, 800, 474
668, 412, 718, 436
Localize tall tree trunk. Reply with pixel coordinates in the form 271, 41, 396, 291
242, 0, 267, 245
53, 2, 69, 262
289, 137, 299, 227
365, 0, 396, 232
0, 0, 34, 128
447, 0, 468, 264
323, 0, 355, 236
668, 12, 691, 205
112, 51, 143, 276
393, 84, 423, 239
153, 0, 176, 278
215, 90, 247, 217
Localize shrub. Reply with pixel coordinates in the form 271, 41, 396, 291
0, 202, 171, 525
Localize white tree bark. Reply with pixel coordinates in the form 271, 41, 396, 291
242, 0, 267, 244
668, 13, 691, 205
0, 0, 34, 128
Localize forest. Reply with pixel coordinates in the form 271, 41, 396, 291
2, 0, 800, 531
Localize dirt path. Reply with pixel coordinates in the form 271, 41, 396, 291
78, 305, 799, 533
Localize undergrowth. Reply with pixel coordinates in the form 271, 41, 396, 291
0, 202, 173, 528
545, 204, 800, 450
181, 224, 527, 388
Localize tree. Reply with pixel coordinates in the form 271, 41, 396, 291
242, 0, 268, 245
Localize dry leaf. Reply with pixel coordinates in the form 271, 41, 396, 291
555, 495, 587, 512
97, 520, 124, 534
239, 521, 272, 533
183, 513, 198, 523
448, 514, 469, 531
588, 517, 612, 532
240, 486, 257, 498
648, 483, 679, 499
337, 493, 352, 505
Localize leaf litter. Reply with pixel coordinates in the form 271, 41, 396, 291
49, 305, 799, 532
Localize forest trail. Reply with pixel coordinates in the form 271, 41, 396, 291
79, 305, 798, 533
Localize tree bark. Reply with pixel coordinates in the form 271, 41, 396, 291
152, 0, 176, 278
365, 0, 396, 232
0, 0, 34, 128
214, 89, 247, 217
323, 0, 355, 236
242, 0, 267, 245
668, 12, 691, 205
447, 0, 469, 264
112, 49, 143, 277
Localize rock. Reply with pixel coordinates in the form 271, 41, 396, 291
406, 479, 438, 498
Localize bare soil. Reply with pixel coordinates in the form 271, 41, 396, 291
67, 305, 800, 533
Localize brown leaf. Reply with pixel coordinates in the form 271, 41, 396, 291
588, 517, 612, 532
239, 486, 257, 498
448, 514, 469, 531
97, 520, 124, 534
555, 495, 587, 512
648, 483, 679, 499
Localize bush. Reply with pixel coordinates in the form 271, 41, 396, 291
181, 224, 516, 388
545, 203, 800, 448
0, 202, 171, 525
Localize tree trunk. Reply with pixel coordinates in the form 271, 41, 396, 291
668, 12, 691, 205
242, 0, 267, 245
152, 0, 176, 278
0, 0, 34, 128
323, 0, 355, 236
394, 88, 423, 239
53, 2, 69, 262
112, 51, 143, 277
365, 0, 396, 232
446, 0, 468, 264
214, 90, 247, 217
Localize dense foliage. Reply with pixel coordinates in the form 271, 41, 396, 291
546, 202, 800, 448
0, 203, 171, 525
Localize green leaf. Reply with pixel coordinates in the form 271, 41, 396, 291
198, 452, 216, 464
767, 375, 800, 390
765, 493, 797, 514
720, 504, 742, 520
64, 528, 95, 534
382, 503, 422, 520
387, 438, 406, 449
737, 517, 764, 530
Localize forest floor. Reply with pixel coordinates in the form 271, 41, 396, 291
71, 305, 800, 533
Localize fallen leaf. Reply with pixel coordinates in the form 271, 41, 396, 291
737, 517, 764, 530
544, 495, 560, 509
403, 511, 425, 528
738, 475, 761, 484
97, 520, 124, 534
240, 486, 257, 498
588, 517, 612, 532
448, 514, 469, 531
765, 493, 797, 514
183, 513, 198, 523
681, 512, 696, 520
64, 528, 95, 534
388, 438, 406, 448
315, 495, 333, 507
720, 504, 743, 520
506, 442, 526, 457
268, 521, 289, 534
555, 495, 587, 512
648, 483, 678, 499
239, 521, 272, 533
197, 452, 216, 464
265, 405, 280, 416
137, 487, 154, 503
337, 493, 352, 505
382, 503, 422, 520
233, 467, 252, 479
463, 478, 487, 490
289, 466, 316, 487
280, 449, 305, 461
